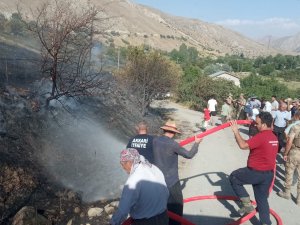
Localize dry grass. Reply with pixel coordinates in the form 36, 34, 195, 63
280, 80, 300, 90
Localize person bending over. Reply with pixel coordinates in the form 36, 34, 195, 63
111, 148, 169, 225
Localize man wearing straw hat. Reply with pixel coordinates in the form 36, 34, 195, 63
111, 148, 169, 225
153, 121, 202, 225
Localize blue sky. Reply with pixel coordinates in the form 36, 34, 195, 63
133, 0, 300, 39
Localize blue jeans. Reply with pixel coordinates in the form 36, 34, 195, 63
229, 167, 273, 225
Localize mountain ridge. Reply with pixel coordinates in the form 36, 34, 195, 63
0, 0, 291, 57
258, 33, 300, 53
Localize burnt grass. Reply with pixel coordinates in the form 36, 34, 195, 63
0, 85, 165, 225
0, 91, 111, 224
0, 37, 167, 225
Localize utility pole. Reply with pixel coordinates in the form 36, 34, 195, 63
267, 35, 272, 50
5, 56, 8, 83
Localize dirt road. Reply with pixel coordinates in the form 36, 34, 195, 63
152, 100, 299, 225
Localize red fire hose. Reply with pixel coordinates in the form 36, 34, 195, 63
122, 120, 283, 225
179, 120, 251, 146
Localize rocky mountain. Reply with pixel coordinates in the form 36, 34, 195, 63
0, 0, 282, 57
258, 33, 300, 53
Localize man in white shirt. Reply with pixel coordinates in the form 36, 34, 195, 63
207, 97, 217, 126
273, 102, 291, 152
263, 100, 272, 112
271, 95, 279, 111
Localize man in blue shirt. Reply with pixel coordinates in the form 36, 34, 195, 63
153, 121, 202, 225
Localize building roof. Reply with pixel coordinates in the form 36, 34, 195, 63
208, 71, 240, 79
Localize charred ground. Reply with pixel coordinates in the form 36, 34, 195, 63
0, 40, 163, 225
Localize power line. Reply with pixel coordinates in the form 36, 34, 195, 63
0, 57, 40, 62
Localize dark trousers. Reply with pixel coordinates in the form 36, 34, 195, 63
167, 181, 183, 225
132, 210, 169, 225
229, 167, 273, 225
273, 125, 286, 152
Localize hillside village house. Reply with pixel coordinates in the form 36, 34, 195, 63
209, 71, 240, 87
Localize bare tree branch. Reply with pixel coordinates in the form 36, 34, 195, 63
20, 0, 110, 108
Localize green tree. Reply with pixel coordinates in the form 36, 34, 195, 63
280, 68, 300, 81
229, 59, 242, 72
169, 49, 184, 63
263, 55, 273, 64
196, 57, 214, 69
240, 74, 290, 99
187, 46, 198, 64
118, 47, 181, 116
259, 63, 275, 76
273, 54, 287, 70
176, 69, 240, 110
192, 75, 239, 110
176, 65, 202, 104
241, 60, 254, 72
203, 64, 221, 75
286, 55, 297, 69
169, 43, 199, 65
253, 56, 264, 68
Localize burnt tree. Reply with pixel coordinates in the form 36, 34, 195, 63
24, 0, 108, 107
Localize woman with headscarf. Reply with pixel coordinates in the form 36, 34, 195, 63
110, 148, 169, 225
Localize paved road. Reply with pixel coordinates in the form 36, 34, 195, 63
152, 100, 299, 225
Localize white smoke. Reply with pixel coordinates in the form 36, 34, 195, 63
38, 114, 127, 202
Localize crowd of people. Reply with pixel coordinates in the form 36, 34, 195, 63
110, 94, 300, 225
206, 94, 300, 221
206, 94, 298, 151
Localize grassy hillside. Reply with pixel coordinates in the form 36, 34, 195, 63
278, 78, 300, 90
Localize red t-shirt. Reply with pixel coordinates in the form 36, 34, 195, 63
246, 130, 278, 171
204, 109, 210, 121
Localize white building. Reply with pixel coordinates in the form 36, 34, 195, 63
208, 71, 240, 87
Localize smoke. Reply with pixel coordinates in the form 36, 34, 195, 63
38, 113, 127, 202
